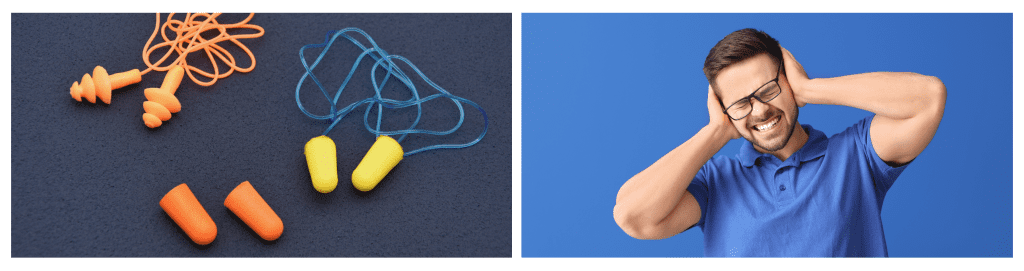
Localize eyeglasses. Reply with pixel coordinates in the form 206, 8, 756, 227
722, 62, 783, 120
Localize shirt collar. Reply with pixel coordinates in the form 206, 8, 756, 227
738, 124, 828, 167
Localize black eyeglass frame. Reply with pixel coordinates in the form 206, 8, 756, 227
721, 61, 784, 120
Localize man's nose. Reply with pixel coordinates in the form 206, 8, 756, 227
749, 98, 771, 120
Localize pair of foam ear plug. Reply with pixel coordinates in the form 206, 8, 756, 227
70, 65, 184, 128
159, 181, 283, 245
304, 135, 404, 193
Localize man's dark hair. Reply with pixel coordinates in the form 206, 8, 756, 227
703, 28, 784, 93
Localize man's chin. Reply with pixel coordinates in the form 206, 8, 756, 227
746, 127, 790, 152
753, 138, 787, 152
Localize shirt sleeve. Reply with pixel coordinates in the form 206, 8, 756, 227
851, 115, 909, 195
686, 158, 715, 230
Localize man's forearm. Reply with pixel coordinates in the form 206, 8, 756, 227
613, 124, 732, 236
800, 72, 945, 120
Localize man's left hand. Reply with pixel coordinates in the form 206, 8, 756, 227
781, 47, 810, 107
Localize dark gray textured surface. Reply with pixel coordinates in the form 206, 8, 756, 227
11, 13, 511, 257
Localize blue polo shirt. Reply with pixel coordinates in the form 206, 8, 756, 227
687, 116, 907, 257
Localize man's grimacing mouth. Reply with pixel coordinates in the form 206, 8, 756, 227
752, 115, 781, 131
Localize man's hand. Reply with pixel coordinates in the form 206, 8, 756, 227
616, 85, 737, 240
708, 85, 741, 140
779, 47, 945, 166
781, 47, 810, 107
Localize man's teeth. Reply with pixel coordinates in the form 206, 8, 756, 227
756, 117, 779, 131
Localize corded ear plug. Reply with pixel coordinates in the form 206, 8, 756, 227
304, 135, 339, 193
352, 135, 404, 192
68, 13, 264, 128
296, 28, 488, 194
142, 66, 184, 128
69, 66, 142, 104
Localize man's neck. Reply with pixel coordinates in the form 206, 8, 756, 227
757, 121, 809, 162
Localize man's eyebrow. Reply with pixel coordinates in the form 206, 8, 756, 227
725, 78, 774, 106
725, 93, 746, 108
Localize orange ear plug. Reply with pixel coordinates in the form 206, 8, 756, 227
159, 183, 217, 245
224, 181, 283, 241
69, 66, 142, 104
352, 135, 404, 192
142, 66, 184, 128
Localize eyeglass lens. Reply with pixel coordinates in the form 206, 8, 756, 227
726, 81, 781, 120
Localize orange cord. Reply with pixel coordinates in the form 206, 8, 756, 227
138, 13, 262, 128
70, 13, 263, 128
140, 13, 264, 86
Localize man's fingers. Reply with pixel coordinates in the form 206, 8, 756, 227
707, 84, 720, 108
781, 47, 797, 66
780, 46, 806, 78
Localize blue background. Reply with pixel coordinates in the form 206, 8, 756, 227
523, 14, 1011, 257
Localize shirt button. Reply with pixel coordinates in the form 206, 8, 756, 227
779, 185, 786, 191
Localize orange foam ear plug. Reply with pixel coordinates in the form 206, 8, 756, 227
142, 66, 184, 128
69, 66, 142, 104
224, 181, 283, 241
159, 183, 217, 245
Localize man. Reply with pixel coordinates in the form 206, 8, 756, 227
612, 28, 945, 257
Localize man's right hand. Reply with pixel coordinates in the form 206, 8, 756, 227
708, 85, 741, 140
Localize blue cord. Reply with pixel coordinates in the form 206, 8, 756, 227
295, 28, 488, 157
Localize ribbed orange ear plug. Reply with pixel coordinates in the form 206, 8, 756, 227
142, 66, 184, 128
69, 66, 142, 104
159, 183, 217, 245
224, 181, 283, 242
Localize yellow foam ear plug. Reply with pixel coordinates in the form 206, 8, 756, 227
304, 135, 338, 193
352, 135, 404, 192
